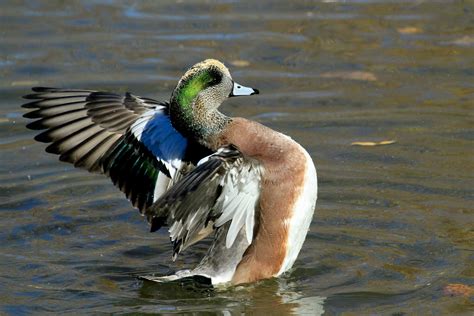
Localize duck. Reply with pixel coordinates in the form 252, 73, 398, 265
22, 59, 318, 285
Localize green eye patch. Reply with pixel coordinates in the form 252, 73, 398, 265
178, 69, 222, 109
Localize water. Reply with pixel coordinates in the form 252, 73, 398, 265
1, 1, 473, 314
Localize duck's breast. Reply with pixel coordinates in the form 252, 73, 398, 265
277, 144, 318, 275
218, 119, 318, 283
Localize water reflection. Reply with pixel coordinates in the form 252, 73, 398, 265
136, 278, 326, 315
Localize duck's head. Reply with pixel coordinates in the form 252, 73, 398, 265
170, 59, 258, 140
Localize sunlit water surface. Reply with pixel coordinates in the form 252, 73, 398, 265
1, 1, 473, 315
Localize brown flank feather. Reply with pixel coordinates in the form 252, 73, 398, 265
211, 118, 307, 284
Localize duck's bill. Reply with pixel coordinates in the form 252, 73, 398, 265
229, 81, 259, 97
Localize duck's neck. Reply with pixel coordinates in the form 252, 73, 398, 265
170, 96, 231, 149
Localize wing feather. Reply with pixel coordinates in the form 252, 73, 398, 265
146, 146, 262, 259
27, 108, 89, 130
22, 87, 199, 213
23, 102, 87, 118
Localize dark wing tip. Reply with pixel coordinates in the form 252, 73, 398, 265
172, 239, 183, 261
23, 87, 57, 100
23, 109, 41, 118
21, 101, 39, 109
33, 130, 53, 143
32, 87, 56, 92
150, 216, 167, 233
26, 120, 47, 131
23, 93, 41, 100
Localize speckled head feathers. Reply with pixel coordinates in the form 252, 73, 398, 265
169, 59, 258, 146
182, 59, 232, 81
170, 59, 233, 112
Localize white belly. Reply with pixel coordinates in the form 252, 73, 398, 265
277, 146, 318, 275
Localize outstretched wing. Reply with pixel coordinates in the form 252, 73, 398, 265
146, 146, 262, 259
22, 87, 208, 212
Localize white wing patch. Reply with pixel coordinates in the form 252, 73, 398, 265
213, 158, 262, 248
146, 145, 262, 258
131, 108, 188, 179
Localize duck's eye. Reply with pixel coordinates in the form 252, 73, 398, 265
209, 77, 220, 86
208, 72, 222, 87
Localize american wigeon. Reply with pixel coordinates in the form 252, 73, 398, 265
22, 59, 318, 285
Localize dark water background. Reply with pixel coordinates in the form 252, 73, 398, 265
1, 1, 473, 314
